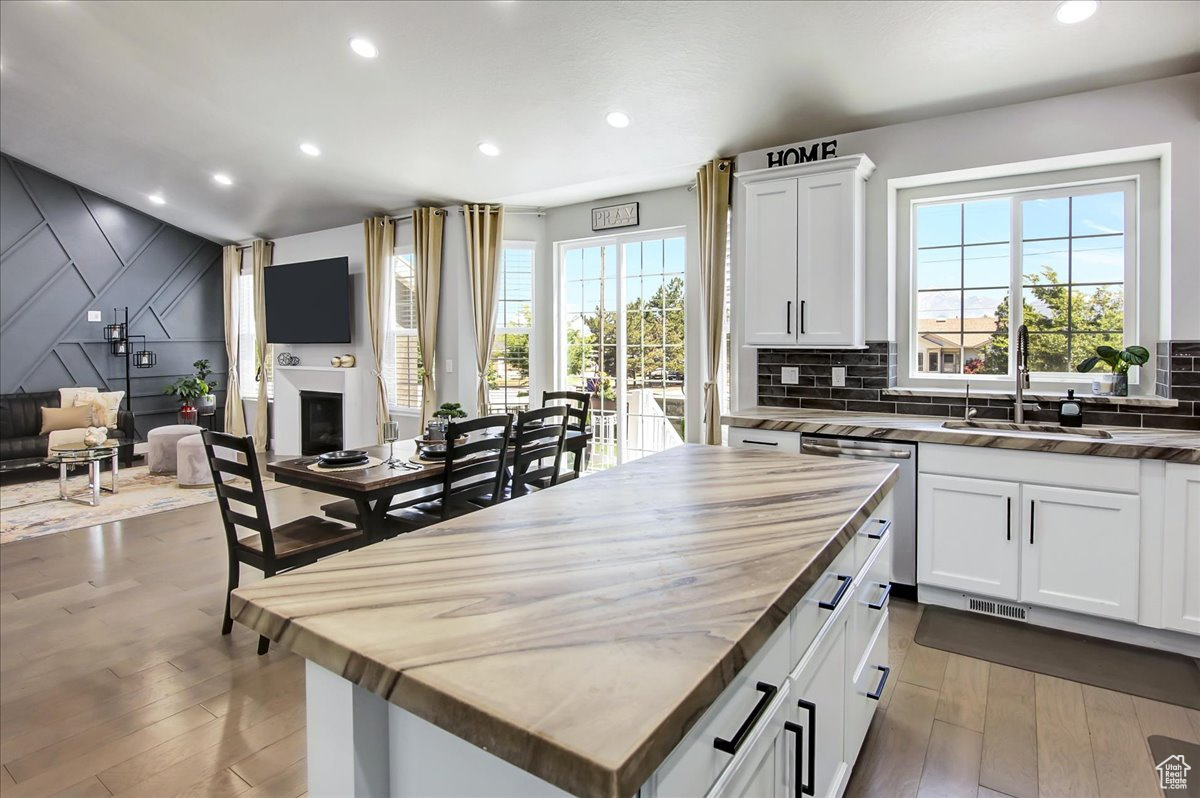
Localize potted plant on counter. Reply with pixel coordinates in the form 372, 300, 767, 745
1076, 344, 1149, 396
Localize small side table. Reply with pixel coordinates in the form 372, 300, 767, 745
46, 443, 120, 507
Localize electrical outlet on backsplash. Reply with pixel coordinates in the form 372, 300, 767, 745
756, 341, 1199, 431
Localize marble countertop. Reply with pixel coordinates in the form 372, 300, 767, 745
723, 408, 1200, 464
231, 444, 897, 798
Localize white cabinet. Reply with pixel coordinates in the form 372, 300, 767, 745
727, 427, 802, 454
1161, 464, 1200, 634
789, 618, 848, 798
1020, 485, 1140, 622
736, 155, 874, 349
918, 474, 1019, 600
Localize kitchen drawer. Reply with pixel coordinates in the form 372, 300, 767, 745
727, 427, 802, 453
854, 492, 894, 575
845, 610, 889, 767
653, 619, 791, 798
849, 533, 892, 671
790, 540, 857, 675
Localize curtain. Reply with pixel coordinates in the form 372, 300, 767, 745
412, 208, 445, 426
463, 204, 505, 415
364, 215, 395, 443
251, 239, 273, 451
697, 159, 733, 445
221, 245, 246, 436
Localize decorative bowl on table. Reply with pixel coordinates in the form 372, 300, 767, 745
316, 450, 370, 468
414, 437, 466, 460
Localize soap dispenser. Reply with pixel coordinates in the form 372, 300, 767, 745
1059, 389, 1083, 428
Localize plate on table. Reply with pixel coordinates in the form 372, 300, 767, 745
414, 437, 466, 459
317, 450, 369, 467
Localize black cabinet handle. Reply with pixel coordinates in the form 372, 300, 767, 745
784, 721, 804, 798
797, 698, 816, 796
800, 300, 807, 335
713, 681, 777, 755
786, 301, 792, 335
867, 665, 890, 701
1030, 500, 1036, 545
866, 519, 891, 540
868, 583, 892, 611
818, 574, 852, 611
1006, 497, 1011, 541
743, 439, 779, 447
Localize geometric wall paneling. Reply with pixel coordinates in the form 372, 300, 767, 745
0, 159, 43, 253
0, 154, 226, 435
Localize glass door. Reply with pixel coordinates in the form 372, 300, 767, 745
561, 229, 686, 470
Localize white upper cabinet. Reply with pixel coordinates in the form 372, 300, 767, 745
736, 155, 874, 348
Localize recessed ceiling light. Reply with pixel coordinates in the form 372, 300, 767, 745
349, 37, 378, 58
1055, 0, 1098, 23
148, 194, 165, 205
299, 142, 321, 157
212, 173, 233, 186
478, 141, 501, 157
605, 111, 631, 128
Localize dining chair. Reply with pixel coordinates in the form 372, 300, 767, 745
471, 405, 568, 506
542, 390, 592, 482
202, 430, 364, 655
385, 414, 513, 532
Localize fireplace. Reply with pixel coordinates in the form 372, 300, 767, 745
299, 391, 344, 455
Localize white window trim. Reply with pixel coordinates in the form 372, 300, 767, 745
387, 246, 421, 415
896, 158, 1160, 395
489, 240, 537, 414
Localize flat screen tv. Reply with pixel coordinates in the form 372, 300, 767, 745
264, 257, 351, 344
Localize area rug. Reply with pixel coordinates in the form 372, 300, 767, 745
914, 605, 1200, 709
0, 466, 285, 545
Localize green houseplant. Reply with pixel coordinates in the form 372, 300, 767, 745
192, 359, 218, 414
163, 374, 209, 424
427, 402, 468, 441
1076, 344, 1149, 397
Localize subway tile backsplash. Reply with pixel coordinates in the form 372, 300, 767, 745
757, 340, 1199, 431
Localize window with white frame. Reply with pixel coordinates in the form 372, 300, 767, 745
238, 273, 273, 399
908, 180, 1134, 383
386, 248, 422, 411
488, 243, 534, 414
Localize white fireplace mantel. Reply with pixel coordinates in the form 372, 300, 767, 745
273, 366, 375, 456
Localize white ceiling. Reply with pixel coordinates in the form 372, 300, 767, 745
1, 1, 1197, 243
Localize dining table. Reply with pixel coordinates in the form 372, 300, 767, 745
266, 431, 591, 543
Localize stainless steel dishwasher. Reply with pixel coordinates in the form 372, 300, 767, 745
799, 434, 918, 598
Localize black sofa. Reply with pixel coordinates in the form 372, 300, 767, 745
0, 391, 135, 467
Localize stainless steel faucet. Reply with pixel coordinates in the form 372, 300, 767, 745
1014, 324, 1041, 423
964, 382, 977, 420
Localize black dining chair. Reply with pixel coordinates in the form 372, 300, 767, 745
472, 405, 569, 505
385, 414, 513, 532
542, 390, 592, 483
203, 431, 365, 655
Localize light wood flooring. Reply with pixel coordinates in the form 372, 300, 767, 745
1, 476, 1197, 797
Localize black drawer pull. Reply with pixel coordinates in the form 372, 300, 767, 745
818, 574, 852, 611
800, 300, 807, 335
797, 698, 816, 795
713, 681, 777, 755
866, 519, 891, 540
743, 439, 779, 447
867, 665, 890, 701
868, 583, 891, 611
786, 300, 792, 335
784, 721, 804, 798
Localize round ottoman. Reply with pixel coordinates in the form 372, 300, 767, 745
147, 424, 202, 474
176, 434, 211, 487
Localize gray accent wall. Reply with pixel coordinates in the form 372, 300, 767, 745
0, 154, 226, 437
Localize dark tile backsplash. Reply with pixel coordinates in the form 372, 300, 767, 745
757, 340, 1199, 431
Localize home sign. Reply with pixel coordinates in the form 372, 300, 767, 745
591, 202, 639, 231
767, 138, 838, 168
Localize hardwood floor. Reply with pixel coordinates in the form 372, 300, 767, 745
2, 476, 1198, 797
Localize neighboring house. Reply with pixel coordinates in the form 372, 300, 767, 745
917, 315, 1000, 374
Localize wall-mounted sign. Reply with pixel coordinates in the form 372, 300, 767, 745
767, 138, 838, 168
591, 202, 639, 231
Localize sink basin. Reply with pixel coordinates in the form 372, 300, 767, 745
941, 420, 1113, 439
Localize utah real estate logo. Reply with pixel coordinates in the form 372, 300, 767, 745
1157, 754, 1190, 791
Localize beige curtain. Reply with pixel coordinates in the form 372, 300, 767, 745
364, 216, 396, 443
697, 159, 733, 445
221, 245, 246, 436
412, 208, 445, 426
251, 239, 273, 451
463, 204, 505, 415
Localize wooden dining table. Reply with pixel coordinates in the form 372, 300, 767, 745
267, 431, 591, 543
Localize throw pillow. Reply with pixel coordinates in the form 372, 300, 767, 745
73, 390, 125, 428
39, 404, 92, 435
59, 387, 98, 409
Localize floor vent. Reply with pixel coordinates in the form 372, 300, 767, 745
967, 597, 1027, 621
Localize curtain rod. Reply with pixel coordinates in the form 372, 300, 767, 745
390, 209, 545, 222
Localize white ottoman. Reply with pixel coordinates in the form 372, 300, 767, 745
147, 424, 202, 474
176, 434, 211, 487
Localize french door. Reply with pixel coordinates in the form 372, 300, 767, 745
559, 229, 686, 470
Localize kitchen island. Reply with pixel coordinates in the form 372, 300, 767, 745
232, 444, 898, 798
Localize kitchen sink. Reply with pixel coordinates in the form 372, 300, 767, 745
941, 420, 1114, 439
